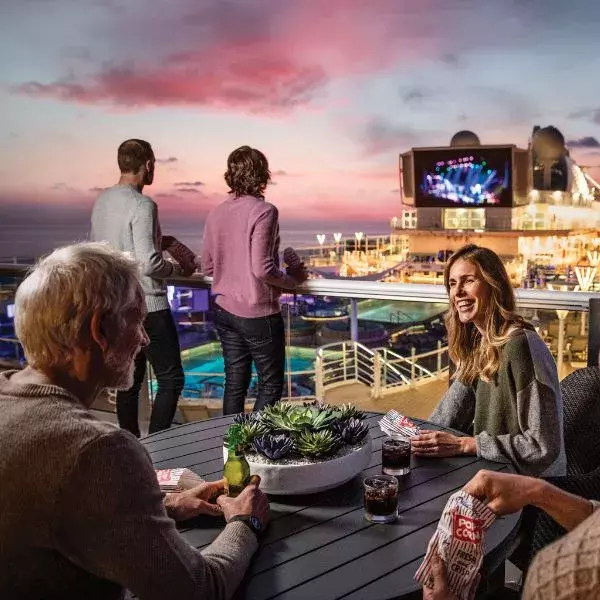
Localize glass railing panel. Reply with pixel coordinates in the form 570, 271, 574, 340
517, 306, 588, 374
281, 292, 357, 401
0, 273, 24, 368
2, 264, 599, 424
168, 287, 323, 418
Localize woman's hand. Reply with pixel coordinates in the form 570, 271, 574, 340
423, 553, 480, 600
164, 479, 226, 521
411, 430, 476, 458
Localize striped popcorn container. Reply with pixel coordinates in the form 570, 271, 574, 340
378, 410, 422, 439
415, 491, 496, 599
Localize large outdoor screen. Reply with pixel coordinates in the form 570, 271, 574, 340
413, 147, 513, 208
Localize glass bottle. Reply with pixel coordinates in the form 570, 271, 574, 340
223, 443, 250, 498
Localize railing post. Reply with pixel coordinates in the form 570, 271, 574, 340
556, 310, 568, 377
354, 343, 358, 382
317, 355, 324, 399
139, 364, 152, 429
588, 298, 600, 367
372, 352, 381, 398
410, 346, 416, 389
350, 299, 359, 342
342, 343, 348, 381
437, 340, 442, 377
382, 348, 387, 388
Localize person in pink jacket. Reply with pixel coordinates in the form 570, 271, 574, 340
201, 146, 307, 414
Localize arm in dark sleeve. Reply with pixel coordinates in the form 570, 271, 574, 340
250, 205, 298, 290
132, 200, 180, 278
429, 379, 476, 433
54, 431, 258, 600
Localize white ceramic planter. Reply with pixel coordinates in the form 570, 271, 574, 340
222, 436, 372, 495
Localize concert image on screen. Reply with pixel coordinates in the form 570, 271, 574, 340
413, 147, 513, 208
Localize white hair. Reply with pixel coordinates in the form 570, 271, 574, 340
15, 242, 142, 370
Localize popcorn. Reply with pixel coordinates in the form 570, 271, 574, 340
155, 468, 205, 492
415, 491, 496, 599
378, 410, 422, 439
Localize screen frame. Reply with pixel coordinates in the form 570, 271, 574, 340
411, 145, 516, 209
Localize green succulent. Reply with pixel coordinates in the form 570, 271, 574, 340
308, 406, 339, 430
338, 403, 366, 422
261, 402, 294, 423
262, 405, 338, 433
239, 420, 269, 445
295, 429, 343, 458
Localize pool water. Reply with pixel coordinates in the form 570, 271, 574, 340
357, 300, 447, 323
177, 343, 316, 399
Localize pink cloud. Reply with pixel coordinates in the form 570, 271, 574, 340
14, 0, 460, 112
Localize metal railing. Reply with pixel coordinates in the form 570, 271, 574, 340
2, 263, 599, 312
2, 263, 600, 385
315, 340, 449, 399
375, 342, 448, 394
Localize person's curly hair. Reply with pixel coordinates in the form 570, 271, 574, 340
224, 146, 271, 198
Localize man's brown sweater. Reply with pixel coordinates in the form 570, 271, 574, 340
0, 371, 258, 600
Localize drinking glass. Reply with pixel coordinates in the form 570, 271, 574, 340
363, 474, 399, 523
382, 437, 411, 476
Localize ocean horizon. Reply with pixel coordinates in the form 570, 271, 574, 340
0, 222, 390, 263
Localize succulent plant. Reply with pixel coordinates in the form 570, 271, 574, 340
262, 404, 338, 433
233, 412, 263, 425
253, 433, 295, 460
333, 417, 369, 445
338, 403, 366, 422
303, 399, 331, 411
295, 430, 343, 458
239, 420, 269, 445
264, 402, 295, 417
227, 402, 365, 460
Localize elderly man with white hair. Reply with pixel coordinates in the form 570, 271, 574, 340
0, 242, 269, 600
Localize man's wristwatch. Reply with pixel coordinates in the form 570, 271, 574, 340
228, 514, 263, 539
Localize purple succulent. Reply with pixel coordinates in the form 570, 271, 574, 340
334, 418, 369, 444
252, 433, 294, 460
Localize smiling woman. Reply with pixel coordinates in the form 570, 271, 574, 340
412, 244, 566, 478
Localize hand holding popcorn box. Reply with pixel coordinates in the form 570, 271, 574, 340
415, 491, 496, 600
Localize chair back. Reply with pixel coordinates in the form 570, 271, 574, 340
560, 367, 600, 475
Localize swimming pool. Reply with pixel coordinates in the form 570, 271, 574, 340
357, 299, 447, 324
178, 342, 316, 399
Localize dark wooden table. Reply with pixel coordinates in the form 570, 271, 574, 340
142, 413, 520, 600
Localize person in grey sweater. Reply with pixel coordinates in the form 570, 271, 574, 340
0, 242, 269, 600
411, 244, 565, 477
91, 139, 196, 436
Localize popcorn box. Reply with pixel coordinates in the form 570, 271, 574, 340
156, 468, 204, 492
415, 491, 496, 599
378, 410, 422, 439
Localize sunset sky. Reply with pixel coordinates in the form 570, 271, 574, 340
2, 0, 600, 256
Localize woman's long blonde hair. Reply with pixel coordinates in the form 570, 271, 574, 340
444, 244, 533, 385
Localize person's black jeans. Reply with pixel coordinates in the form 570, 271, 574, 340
214, 306, 285, 415
116, 309, 184, 437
